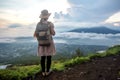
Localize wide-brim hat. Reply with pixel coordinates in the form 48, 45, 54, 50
39, 9, 51, 18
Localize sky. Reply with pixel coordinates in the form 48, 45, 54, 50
0, 0, 120, 37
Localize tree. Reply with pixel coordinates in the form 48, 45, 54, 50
75, 48, 83, 57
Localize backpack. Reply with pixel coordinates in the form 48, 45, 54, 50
36, 22, 51, 46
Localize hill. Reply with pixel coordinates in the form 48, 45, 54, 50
33, 45, 120, 80
34, 54, 120, 80
0, 45, 120, 80
69, 26, 120, 34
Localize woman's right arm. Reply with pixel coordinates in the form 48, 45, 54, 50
33, 31, 37, 38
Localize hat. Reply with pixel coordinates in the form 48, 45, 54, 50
39, 9, 51, 18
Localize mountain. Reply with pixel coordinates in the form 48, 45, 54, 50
69, 26, 120, 34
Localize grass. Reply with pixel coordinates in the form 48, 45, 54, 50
52, 62, 65, 71
64, 56, 90, 67
0, 45, 120, 80
0, 65, 40, 80
106, 45, 120, 55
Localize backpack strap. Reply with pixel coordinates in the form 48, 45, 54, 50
46, 21, 52, 33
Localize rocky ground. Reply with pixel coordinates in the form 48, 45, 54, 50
25, 54, 120, 80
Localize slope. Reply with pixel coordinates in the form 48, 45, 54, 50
33, 45, 120, 80
34, 54, 120, 80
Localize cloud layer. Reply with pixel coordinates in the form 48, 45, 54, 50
54, 32, 120, 45
8, 23, 23, 28
56, 32, 120, 40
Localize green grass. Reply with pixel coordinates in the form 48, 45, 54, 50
64, 56, 90, 67
52, 61, 65, 71
0, 65, 40, 80
106, 45, 120, 55
0, 45, 120, 80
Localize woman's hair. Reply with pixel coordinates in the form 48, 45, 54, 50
40, 18, 48, 23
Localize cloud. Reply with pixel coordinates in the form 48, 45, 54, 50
0, 18, 10, 27
113, 23, 120, 27
8, 23, 23, 28
0, 27, 34, 37
55, 32, 120, 40
0, 0, 71, 27
54, 32, 120, 45
0, 0, 71, 37
0, 0, 36, 10
54, 39, 67, 44
0, 22, 36, 37
0, 37, 16, 43
105, 12, 120, 23
54, 0, 120, 23
0, 0, 23, 9
56, 32, 106, 39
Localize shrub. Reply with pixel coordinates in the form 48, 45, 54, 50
64, 56, 90, 67
52, 62, 65, 71
0, 65, 40, 80
106, 45, 120, 55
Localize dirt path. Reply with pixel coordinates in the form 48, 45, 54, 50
33, 54, 120, 80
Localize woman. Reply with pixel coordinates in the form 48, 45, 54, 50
33, 9, 56, 76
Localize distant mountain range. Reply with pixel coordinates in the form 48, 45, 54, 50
69, 26, 120, 34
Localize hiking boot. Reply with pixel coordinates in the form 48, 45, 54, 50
45, 70, 52, 76
42, 72, 46, 77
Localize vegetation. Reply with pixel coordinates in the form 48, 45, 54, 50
0, 65, 40, 80
0, 45, 120, 80
72, 48, 84, 58
64, 56, 90, 67
106, 45, 120, 55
